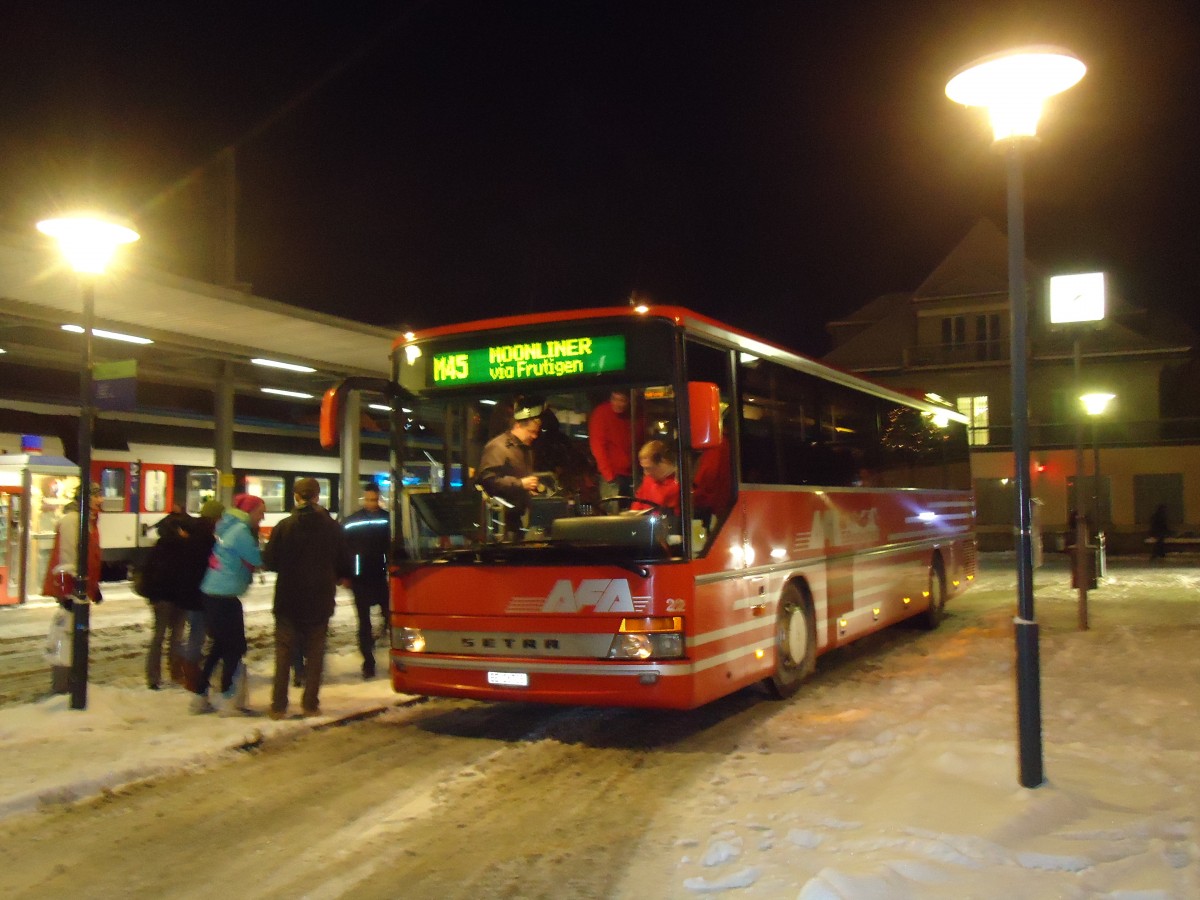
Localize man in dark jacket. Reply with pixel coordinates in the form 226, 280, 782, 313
476, 396, 543, 538
341, 483, 391, 679
262, 477, 352, 718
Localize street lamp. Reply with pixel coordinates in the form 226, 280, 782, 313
946, 46, 1085, 789
36, 213, 139, 711
1049, 271, 1107, 632
1081, 391, 1115, 557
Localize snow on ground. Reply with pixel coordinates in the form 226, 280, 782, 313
0, 651, 402, 823
1, 555, 1198, 898
619, 556, 1200, 898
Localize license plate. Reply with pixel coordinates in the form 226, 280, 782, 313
487, 671, 529, 687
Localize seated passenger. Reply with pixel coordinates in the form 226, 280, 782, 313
632, 440, 680, 517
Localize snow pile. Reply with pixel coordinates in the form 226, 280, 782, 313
620, 558, 1200, 897
0, 652, 401, 821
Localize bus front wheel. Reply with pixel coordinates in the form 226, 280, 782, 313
916, 558, 946, 630
765, 584, 816, 699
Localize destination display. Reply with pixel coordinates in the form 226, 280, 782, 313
430, 335, 626, 386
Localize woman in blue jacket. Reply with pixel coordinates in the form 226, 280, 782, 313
190, 494, 265, 715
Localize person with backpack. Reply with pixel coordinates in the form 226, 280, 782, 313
140, 509, 194, 690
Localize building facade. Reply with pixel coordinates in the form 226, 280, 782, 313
824, 220, 1200, 554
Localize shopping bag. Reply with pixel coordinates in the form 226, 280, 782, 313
45, 609, 72, 666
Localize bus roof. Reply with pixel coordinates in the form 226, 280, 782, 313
396, 305, 967, 423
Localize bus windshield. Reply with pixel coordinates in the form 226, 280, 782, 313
399, 384, 687, 563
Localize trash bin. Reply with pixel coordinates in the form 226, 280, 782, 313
1071, 543, 1098, 590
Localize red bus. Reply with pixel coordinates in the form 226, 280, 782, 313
322, 306, 976, 709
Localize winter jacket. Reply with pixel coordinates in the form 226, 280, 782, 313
142, 513, 215, 610
477, 431, 535, 511
633, 471, 681, 515
588, 400, 632, 483
42, 508, 102, 603
341, 507, 390, 583
200, 509, 262, 598
262, 503, 352, 624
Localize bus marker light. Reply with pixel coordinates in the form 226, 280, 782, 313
903, 596, 912, 605
872, 607, 881, 620
952, 579, 961, 587
754, 648, 765, 659
487, 671, 529, 687
619, 616, 682, 633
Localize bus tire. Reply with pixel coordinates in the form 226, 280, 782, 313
916, 557, 946, 630
765, 583, 816, 700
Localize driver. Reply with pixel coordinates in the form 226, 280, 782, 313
476, 396, 544, 537
632, 439, 680, 517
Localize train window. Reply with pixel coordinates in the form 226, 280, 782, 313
143, 469, 168, 514
314, 477, 332, 510
245, 474, 286, 513
187, 468, 219, 514
97, 467, 127, 512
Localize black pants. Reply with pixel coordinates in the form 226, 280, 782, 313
352, 578, 389, 672
198, 594, 246, 695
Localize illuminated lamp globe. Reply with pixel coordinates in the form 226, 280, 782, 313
37, 214, 140, 275
1080, 392, 1115, 417
946, 46, 1086, 142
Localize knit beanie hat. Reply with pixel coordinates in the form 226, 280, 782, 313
199, 499, 225, 520
233, 493, 265, 514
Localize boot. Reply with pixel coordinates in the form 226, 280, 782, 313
218, 663, 250, 717
169, 656, 186, 686
181, 660, 202, 693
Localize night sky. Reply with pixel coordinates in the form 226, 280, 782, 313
2, 1, 1197, 357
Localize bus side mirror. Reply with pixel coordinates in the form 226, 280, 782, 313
319, 385, 341, 449
320, 376, 399, 449
688, 382, 721, 449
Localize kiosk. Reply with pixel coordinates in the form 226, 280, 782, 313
0, 455, 80, 605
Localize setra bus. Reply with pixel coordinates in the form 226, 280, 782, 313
321, 306, 976, 709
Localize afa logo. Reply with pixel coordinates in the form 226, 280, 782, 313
547, 578, 655, 613
504, 579, 652, 614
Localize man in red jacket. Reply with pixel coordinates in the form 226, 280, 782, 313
588, 390, 633, 506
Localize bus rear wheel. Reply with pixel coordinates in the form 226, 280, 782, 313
765, 584, 816, 699
916, 558, 946, 630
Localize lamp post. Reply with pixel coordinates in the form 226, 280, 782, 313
947, 46, 1086, 788
36, 213, 139, 711
1081, 391, 1115, 563
1049, 271, 1107, 631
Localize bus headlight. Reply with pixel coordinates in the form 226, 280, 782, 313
398, 627, 425, 653
607, 617, 684, 660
